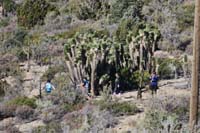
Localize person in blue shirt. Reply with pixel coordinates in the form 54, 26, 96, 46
150, 72, 159, 95
44, 79, 55, 94
81, 77, 91, 100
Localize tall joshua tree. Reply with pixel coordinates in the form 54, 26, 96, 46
64, 30, 116, 96
189, 0, 200, 129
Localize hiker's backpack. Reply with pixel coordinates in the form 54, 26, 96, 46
45, 83, 52, 92
83, 80, 89, 89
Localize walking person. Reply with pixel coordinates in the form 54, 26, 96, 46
81, 77, 91, 100
44, 79, 55, 94
113, 73, 121, 96
149, 72, 159, 95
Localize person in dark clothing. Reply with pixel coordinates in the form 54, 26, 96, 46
81, 77, 91, 100
114, 73, 120, 95
149, 72, 159, 95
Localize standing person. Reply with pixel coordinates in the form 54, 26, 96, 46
44, 79, 55, 94
149, 72, 159, 95
81, 77, 91, 100
114, 73, 120, 95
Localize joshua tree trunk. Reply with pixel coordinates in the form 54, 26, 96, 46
90, 54, 97, 96
27, 46, 30, 72
137, 38, 144, 99
190, 0, 200, 129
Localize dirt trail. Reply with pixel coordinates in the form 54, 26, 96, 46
113, 78, 190, 132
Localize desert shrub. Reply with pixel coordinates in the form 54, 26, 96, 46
41, 65, 65, 81
119, 68, 150, 90
62, 105, 117, 132
177, 4, 195, 31
142, 109, 184, 132
17, 0, 51, 28
83, 109, 117, 133
41, 111, 56, 124
56, 25, 89, 39
62, 111, 84, 130
115, 19, 135, 43
1, 0, 16, 14
0, 18, 9, 28
3, 29, 27, 50
97, 100, 139, 116
140, 95, 190, 131
15, 48, 28, 61
63, 102, 85, 113
143, 109, 168, 130
158, 58, 183, 79
32, 122, 62, 133
15, 105, 34, 119
0, 105, 16, 120
110, 0, 143, 23
52, 73, 70, 91
40, 105, 66, 124
7, 97, 37, 108
0, 80, 8, 97
67, 0, 110, 20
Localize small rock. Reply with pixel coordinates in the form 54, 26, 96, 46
15, 120, 45, 133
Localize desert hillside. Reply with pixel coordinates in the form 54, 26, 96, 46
0, 0, 196, 132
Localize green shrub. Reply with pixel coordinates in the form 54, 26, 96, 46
142, 109, 181, 131
7, 97, 37, 108
15, 48, 28, 61
115, 19, 135, 43
0, 18, 9, 28
143, 110, 168, 130
67, 0, 110, 20
97, 100, 139, 116
110, 0, 143, 23
3, 29, 27, 50
119, 68, 150, 90
158, 58, 183, 79
17, 0, 51, 28
56, 25, 90, 39
177, 4, 195, 31
1, 0, 16, 14
32, 122, 62, 133
63, 102, 85, 113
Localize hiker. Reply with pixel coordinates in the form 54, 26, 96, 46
81, 77, 91, 100
113, 73, 120, 95
44, 79, 55, 94
149, 72, 159, 95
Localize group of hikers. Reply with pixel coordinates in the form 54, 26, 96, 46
43, 72, 159, 99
